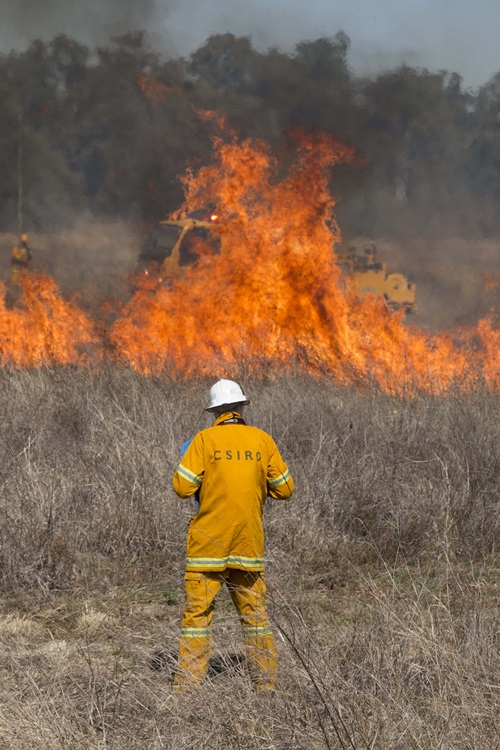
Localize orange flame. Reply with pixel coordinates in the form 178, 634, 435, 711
135, 73, 174, 106
0, 275, 98, 367
0, 130, 497, 394
110, 131, 498, 392
481, 272, 500, 291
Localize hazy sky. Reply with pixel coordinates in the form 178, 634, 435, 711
1, 0, 499, 88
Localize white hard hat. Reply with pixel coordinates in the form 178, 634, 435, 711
205, 379, 250, 412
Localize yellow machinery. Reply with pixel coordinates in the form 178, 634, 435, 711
336, 242, 416, 312
138, 219, 416, 312
137, 213, 221, 280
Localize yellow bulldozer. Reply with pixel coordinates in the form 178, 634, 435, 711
137, 216, 416, 312
336, 242, 416, 312
137, 212, 221, 279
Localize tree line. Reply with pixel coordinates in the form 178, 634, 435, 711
1, 30, 500, 239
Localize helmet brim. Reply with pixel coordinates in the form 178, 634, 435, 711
205, 399, 250, 413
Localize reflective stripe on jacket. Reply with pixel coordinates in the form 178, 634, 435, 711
173, 411, 294, 572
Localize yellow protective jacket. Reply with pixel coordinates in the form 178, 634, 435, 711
173, 411, 294, 572
11, 242, 31, 266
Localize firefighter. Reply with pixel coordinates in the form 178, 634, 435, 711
172, 379, 294, 692
11, 233, 32, 285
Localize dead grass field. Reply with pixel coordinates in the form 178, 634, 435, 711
0, 368, 498, 749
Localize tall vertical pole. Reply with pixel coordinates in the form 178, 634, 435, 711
17, 113, 23, 234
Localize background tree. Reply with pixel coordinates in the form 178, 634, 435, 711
0, 30, 498, 238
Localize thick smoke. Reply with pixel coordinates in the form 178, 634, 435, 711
1, 0, 500, 87
0, 0, 164, 52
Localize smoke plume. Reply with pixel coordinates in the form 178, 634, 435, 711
0, 0, 164, 52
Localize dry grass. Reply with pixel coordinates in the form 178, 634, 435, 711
0, 368, 498, 749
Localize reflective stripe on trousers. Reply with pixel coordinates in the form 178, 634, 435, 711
173, 569, 277, 691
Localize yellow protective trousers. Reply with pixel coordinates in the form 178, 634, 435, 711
10, 263, 29, 285
173, 569, 277, 692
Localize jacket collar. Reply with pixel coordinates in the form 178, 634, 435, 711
214, 411, 246, 426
